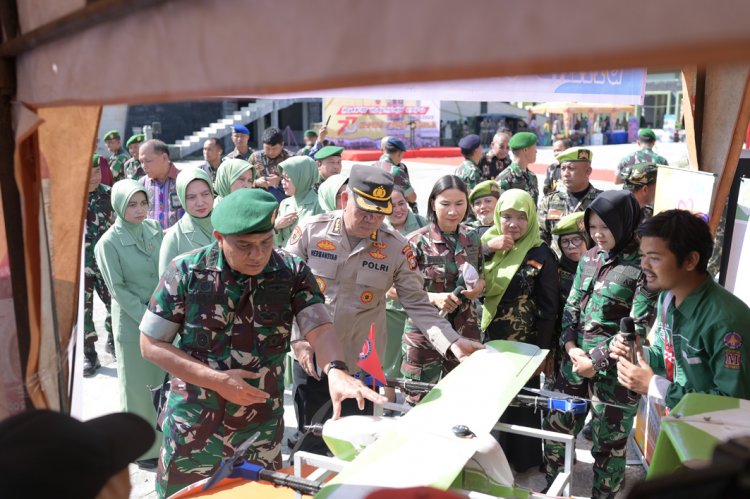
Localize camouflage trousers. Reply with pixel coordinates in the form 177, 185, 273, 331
157, 384, 284, 498
542, 354, 639, 499
401, 330, 459, 404
83, 256, 112, 348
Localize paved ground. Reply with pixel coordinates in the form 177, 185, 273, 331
80, 141, 688, 498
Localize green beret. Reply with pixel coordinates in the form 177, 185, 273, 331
211, 188, 278, 235
638, 128, 656, 140
556, 147, 593, 163
314, 145, 344, 160
552, 211, 586, 236
508, 132, 538, 150
623, 162, 658, 190
304, 129, 318, 137
126, 134, 145, 147
103, 130, 120, 141
468, 180, 501, 204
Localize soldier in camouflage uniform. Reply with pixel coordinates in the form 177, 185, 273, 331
103, 130, 130, 184
614, 128, 668, 185
139, 189, 383, 497
538, 147, 602, 256
622, 161, 658, 225
124, 133, 145, 180
402, 175, 485, 404
480, 131, 512, 180
83, 155, 115, 376
223, 124, 254, 162
375, 137, 419, 213
480, 189, 558, 472
250, 127, 293, 203
453, 134, 484, 191
542, 138, 572, 196
468, 180, 501, 238
496, 131, 540, 205
542, 191, 655, 499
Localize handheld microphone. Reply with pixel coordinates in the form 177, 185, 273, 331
619, 317, 637, 364
439, 286, 466, 317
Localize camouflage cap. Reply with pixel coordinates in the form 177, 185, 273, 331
126, 133, 145, 147
638, 128, 656, 141
623, 162, 658, 190
552, 211, 586, 236
103, 130, 120, 141
468, 180, 501, 204
556, 147, 593, 163
211, 188, 278, 235
508, 131, 538, 150
314, 145, 344, 160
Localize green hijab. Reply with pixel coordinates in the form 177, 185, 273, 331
282, 156, 318, 201
111, 179, 149, 250
176, 167, 214, 238
480, 189, 542, 330
214, 159, 253, 198
317, 173, 348, 212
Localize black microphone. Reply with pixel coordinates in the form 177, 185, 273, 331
439, 286, 466, 317
619, 317, 637, 364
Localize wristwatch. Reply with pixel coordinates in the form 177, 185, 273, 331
325, 360, 350, 375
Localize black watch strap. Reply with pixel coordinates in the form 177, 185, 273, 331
326, 360, 350, 375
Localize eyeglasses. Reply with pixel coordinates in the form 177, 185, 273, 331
560, 236, 584, 248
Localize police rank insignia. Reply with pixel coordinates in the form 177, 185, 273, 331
371, 241, 387, 250
368, 250, 387, 260
317, 240, 336, 251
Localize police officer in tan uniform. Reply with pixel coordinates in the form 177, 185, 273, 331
285, 164, 483, 451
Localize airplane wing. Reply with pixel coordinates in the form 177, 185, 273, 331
315, 340, 547, 498
648, 394, 750, 479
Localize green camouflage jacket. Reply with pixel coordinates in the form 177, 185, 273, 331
615, 146, 668, 180
538, 184, 602, 250
141, 242, 329, 414
404, 222, 483, 341
85, 185, 113, 266
496, 163, 539, 205
108, 150, 130, 183
454, 159, 483, 191
561, 239, 655, 372
376, 155, 415, 198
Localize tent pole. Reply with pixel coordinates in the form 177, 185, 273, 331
0, 56, 33, 411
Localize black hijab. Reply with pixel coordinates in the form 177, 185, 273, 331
584, 190, 641, 255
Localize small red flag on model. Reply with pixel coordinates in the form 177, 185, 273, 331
357, 323, 386, 386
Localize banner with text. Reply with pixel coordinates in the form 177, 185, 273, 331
323, 99, 440, 150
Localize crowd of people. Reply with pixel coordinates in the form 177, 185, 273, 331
82, 122, 750, 499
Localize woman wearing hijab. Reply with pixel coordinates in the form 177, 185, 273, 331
275, 156, 323, 247
382, 188, 428, 404
480, 188, 559, 473
542, 190, 654, 499
213, 158, 254, 205
400, 175, 485, 405
317, 173, 349, 213
94, 179, 165, 469
159, 168, 216, 274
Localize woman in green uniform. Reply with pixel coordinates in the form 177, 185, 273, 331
317, 173, 348, 213
94, 179, 165, 468
158, 168, 215, 274
274, 156, 323, 246
213, 158, 254, 205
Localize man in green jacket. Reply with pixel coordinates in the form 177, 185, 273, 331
613, 209, 750, 409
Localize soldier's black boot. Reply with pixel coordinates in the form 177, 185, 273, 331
105, 332, 116, 359
83, 346, 100, 377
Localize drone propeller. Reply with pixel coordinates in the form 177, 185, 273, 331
202, 431, 261, 491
